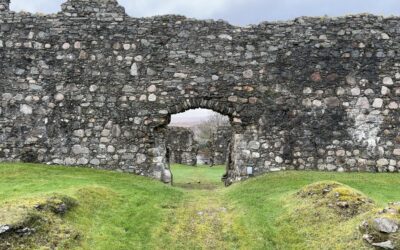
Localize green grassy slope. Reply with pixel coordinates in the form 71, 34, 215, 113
0, 163, 184, 249
224, 171, 400, 249
1, 163, 399, 249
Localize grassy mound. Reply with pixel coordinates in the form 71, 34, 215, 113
274, 181, 377, 249
297, 181, 375, 218
0, 194, 79, 250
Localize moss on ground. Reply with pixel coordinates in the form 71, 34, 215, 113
297, 181, 375, 218
0, 194, 80, 250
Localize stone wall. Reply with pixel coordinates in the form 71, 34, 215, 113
166, 127, 197, 166
211, 126, 232, 165
0, 0, 399, 184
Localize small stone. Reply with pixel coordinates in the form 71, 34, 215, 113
393, 149, 400, 156
228, 96, 238, 102
346, 75, 356, 85
324, 97, 340, 107
212, 75, 219, 81
218, 34, 232, 40
362, 234, 373, 244
147, 85, 157, 92
107, 145, 115, 153
249, 97, 258, 104
148, 94, 157, 102
147, 68, 156, 76
162, 169, 172, 183
336, 150, 346, 157
388, 102, 398, 109
351, 87, 361, 96
73, 130, 85, 138
122, 85, 135, 93
364, 89, 374, 95
134, 55, 143, 62
89, 85, 98, 92
383, 77, 394, 85
381, 33, 390, 40
195, 56, 205, 64
248, 141, 260, 150
372, 98, 383, 108
90, 159, 100, 165
20, 104, 32, 115
381, 86, 390, 95
101, 129, 110, 137
174, 73, 187, 79
112, 125, 121, 137
72, 145, 89, 155
130, 63, 138, 76
113, 43, 121, 50
54, 93, 64, 101
0, 225, 10, 234
74, 41, 81, 49
311, 72, 322, 82
312, 100, 322, 107
303, 87, 312, 94
65, 157, 76, 165
275, 156, 283, 163
327, 164, 337, 171
77, 158, 89, 165
62, 43, 70, 50
243, 69, 254, 79
372, 241, 395, 249
377, 159, 389, 167
373, 218, 398, 233
136, 154, 147, 164
336, 87, 345, 95
356, 97, 370, 109
319, 34, 328, 40
141, 39, 150, 46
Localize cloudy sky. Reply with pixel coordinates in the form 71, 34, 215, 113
9, 0, 400, 124
10, 0, 399, 25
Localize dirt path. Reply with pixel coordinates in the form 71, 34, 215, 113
154, 187, 243, 250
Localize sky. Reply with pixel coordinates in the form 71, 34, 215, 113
10, 0, 400, 26
9, 0, 400, 124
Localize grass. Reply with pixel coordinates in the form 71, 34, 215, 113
171, 164, 226, 189
1, 163, 400, 249
0, 163, 184, 249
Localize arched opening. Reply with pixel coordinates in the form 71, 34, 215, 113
150, 98, 261, 186
166, 108, 232, 188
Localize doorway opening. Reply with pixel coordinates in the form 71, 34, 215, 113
167, 108, 232, 189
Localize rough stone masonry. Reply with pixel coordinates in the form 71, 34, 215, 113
0, 0, 399, 184
211, 126, 232, 165
166, 127, 197, 166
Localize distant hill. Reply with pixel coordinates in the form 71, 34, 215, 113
169, 120, 202, 128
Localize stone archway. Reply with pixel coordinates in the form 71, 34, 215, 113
150, 98, 262, 185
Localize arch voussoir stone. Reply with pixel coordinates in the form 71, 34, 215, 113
0, 0, 399, 184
